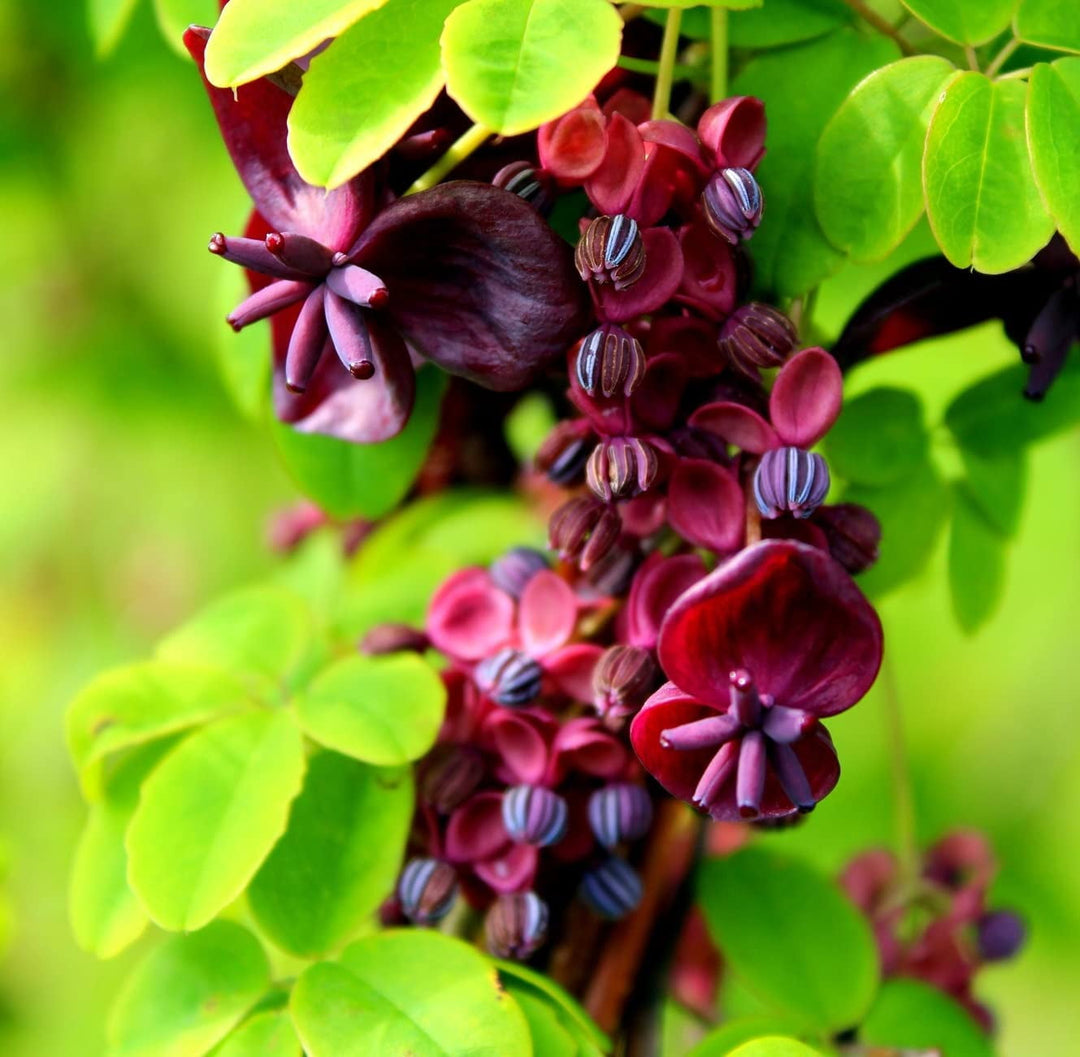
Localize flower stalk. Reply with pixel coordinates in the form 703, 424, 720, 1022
652, 9, 683, 121
406, 123, 492, 195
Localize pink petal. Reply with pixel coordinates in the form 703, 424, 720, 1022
595, 227, 684, 323
519, 570, 578, 657
697, 97, 767, 171
426, 568, 515, 662
544, 643, 604, 701
538, 101, 607, 181
689, 401, 779, 454
586, 113, 646, 215
625, 552, 708, 650
550, 717, 629, 784
667, 459, 745, 554
769, 347, 844, 448
481, 709, 551, 786
475, 843, 539, 894
445, 792, 510, 863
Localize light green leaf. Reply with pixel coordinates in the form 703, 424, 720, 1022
686, 1016, 810, 1057
126, 710, 306, 931
153, 0, 221, 56
728, 0, 852, 48
288, 0, 458, 188
900, 0, 1018, 45
209, 1010, 301, 1057
816, 57, 958, 261
732, 28, 900, 298
295, 653, 445, 765
506, 986, 578, 1057
106, 921, 269, 1057
67, 660, 250, 797
697, 848, 879, 1033
204, 0, 391, 87
648, 0, 762, 8
1015, 0, 1080, 55
248, 751, 413, 956
948, 484, 1008, 633
728, 1040, 825, 1057
291, 930, 532, 1056
1027, 59, 1080, 254
923, 72, 1055, 273
214, 266, 271, 422
824, 387, 928, 486
271, 367, 446, 520
860, 978, 994, 1057
89, 0, 141, 59
958, 444, 1027, 537
441, 0, 623, 136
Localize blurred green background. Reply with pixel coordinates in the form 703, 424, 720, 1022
1, 2, 1077, 1054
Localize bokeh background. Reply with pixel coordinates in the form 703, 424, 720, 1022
2, 2, 1077, 1054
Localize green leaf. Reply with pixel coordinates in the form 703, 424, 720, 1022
697, 847, 879, 1033
860, 978, 994, 1057
843, 459, 949, 597
156, 584, 318, 694
290, 930, 532, 1056
728, 0, 851, 48
686, 1016, 810, 1057
958, 444, 1027, 536
1015, 0, 1080, 55
67, 660, 250, 796
1027, 59, 1080, 254
727, 1041, 825, 1057
209, 1010, 301, 1057
295, 653, 445, 765
213, 266, 271, 422
88, 0, 141, 58
944, 356, 1080, 455
153, 0, 221, 56
287, 0, 458, 188
732, 28, 900, 298
824, 387, 928, 486
923, 72, 1055, 273
441, 0, 623, 136
505, 986, 578, 1057
899, 0, 1018, 45
948, 484, 1008, 632
648, 0, 762, 8
271, 367, 446, 520
248, 751, 413, 956
816, 57, 958, 262
204, 0, 392, 87
126, 711, 306, 931
106, 921, 269, 1057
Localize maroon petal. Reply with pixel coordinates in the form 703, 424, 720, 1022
630, 683, 718, 803
351, 182, 589, 390
658, 540, 882, 716
518, 571, 577, 657
624, 552, 708, 650
595, 227, 684, 323
697, 97, 767, 171
586, 113, 645, 215
549, 717, 628, 784
482, 709, 552, 786
769, 347, 843, 448
629, 351, 688, 433
689, 401, 779, 453
445, 792, 511, 863
475, 843, 539, 894
647, 315, 722, 378
672, 222, 738, 321
544, 643, 604, 701
627, 123, 710, 226
426, 568, 515, 662
667, 458, 745, 554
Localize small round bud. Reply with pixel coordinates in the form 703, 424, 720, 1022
576, 324, 646, 398
702, 167, 763, 245
397, 857, 458, 925
718, 303, 798, 377
489, 547, 550, 599
536, 421, 593, 486
492, 161, 554, 214
359, 622, 429, 656
592, 645, 658, 722
502, 785, 569, 847
814, 502, 881, 573
753, 447, 830, 520
548, 496, 622, 571
420, 745, 486, 814
588, 784, 654, 849
575, 215, 646, 290
976, 910, 1026, 962
580, 856, 643, 919
485, 891, 550, 959
475, 648, 545, 708
585, 437, 660, 501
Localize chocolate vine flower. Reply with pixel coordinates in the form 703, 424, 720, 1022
186, 26, 587, 443
630, 541, 882, 821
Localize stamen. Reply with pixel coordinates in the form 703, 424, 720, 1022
660, 714, 740, 751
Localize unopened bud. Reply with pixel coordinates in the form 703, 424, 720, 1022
702, 167, 763, 244
485, 891, 549, 959
575, 215, 646, 290
493, 161, 554, 214
586, 437, 660, 501
548, 496, 622, 571
592, 645, 658, 722
753, 447, 830, 520
420, 745, 486, 814
976, 910, 1026, 962
576, 324, 646, 398
489, 547, 550, 598
475, 648, 544, 708
580, 856, 643, 919
718, 302, 798, 377
359, 622, 429, 656
536, 420, 593, 485
397, 857, 458, 925
815, 502, 881, 573
502, 785, 568, 846
588, 783, 654, 849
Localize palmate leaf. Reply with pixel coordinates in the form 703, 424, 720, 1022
1027, 59, 1080, 254
824, 387, 929, 486
860, 979, 994, 1057
209, 1011, 302, 1057
1014, 0, 1080, 55
900, 0, 1019, 45
88, 0, 141, 58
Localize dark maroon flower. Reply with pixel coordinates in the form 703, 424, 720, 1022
815, 503, 881, 573
585, 436, 661, 501
548, 495, 623, 571
574, 324, 646, 399
630, 541, 882, 821
697, 97, 767, 171
592, 644, 659, 724
588, 783, 653, 848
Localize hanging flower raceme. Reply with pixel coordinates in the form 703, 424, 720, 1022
630, 541, 883, 822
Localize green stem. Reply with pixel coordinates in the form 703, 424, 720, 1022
881, 653, 920, 887
964, 44, 980, 72
710, 7, 728, 103
839, 0, 916, 55
652, 9, 683, 121
998, 65, 1033, 82
405, 123, 491, 195
618, 55, 703, 81
986, 36, 1021, 78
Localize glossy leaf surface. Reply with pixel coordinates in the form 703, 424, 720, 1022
1027, 59, 1080, 253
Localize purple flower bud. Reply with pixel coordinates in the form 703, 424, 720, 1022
485, 891, 550, 959
588, 783, 654, 848
718, 303, 798, 377
359, 622, 429, 656
502, 785, 569, 846
580, 856, 643, 919
420, 745, 486, 814
702, 167, 763, 245
592, 645, 658, 722
536, 420, 594, 485
548, 496, 622, 571
475, 648, 545, 708
814, 503, 881, 573
397, 857, 458, 925
586, 437, 660, 501
575, 215, 647, 290
576, 324, 646, 398
976, 910, 1026, 962
492, 161, 554, 214
489, 547, 550, 599
753, 447, 830, 520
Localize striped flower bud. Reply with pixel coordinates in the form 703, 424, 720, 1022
753, 447, 830, 520
592, 645, 658, 723
702, 167, 763, 245
575, 324, 646, 398
586, 437, 660, 501
536, 420, 593, 485
502, 785, 569, 846
485, 891, 550, 959
548, 496, 622, 571
420, 745, 486, 814
489, 547, 550, 599
815, 502, 880, 574
492, 161, 554, 214
397, 857, 458, 925
575, 215, 646, 290
588, 783, 654, 849
580, 856, 643, 919
718, 302, 798, 377
475, 648, 544, 708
